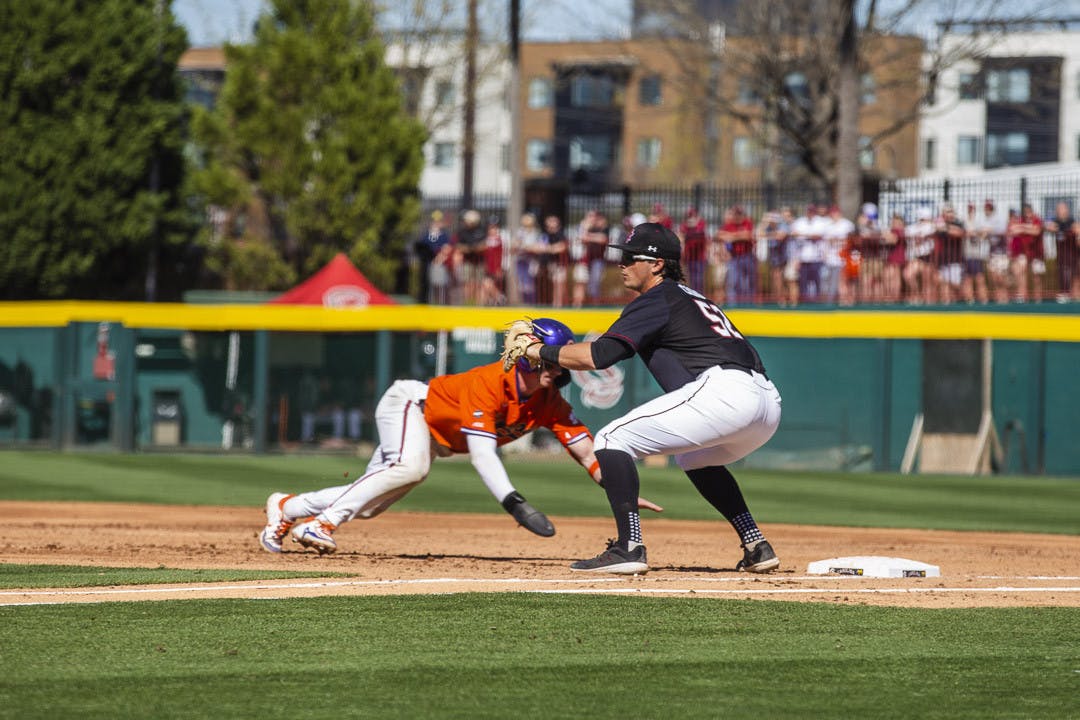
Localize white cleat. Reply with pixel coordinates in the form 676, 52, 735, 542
291, 519, 338, 555
259, 492, 294, 553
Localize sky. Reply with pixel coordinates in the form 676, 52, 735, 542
172, 0, 634, 47
173, 1, 1080, 48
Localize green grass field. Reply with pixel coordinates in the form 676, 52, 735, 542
1, 450, 1079, 719
1, 450, 1078, 533
2, 595, 1078, 719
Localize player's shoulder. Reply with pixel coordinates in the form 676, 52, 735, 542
454, 360, 511, 387
659, 281, 708, 307
671, 281, 705, 299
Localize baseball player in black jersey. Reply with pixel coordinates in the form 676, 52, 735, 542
525, 222, 783, 574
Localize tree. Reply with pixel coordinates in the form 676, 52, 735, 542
0, 0, 193, 299
191, 0, 426, 291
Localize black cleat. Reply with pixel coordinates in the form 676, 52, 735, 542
570, 540, 648, 575
736, 539, 780, 573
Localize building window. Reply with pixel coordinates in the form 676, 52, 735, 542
570, 74, 615, 108
636, 138, 661, 168
526, 139, 551, 171
432, 142, 455, 168
527, 77, 552, 108
733, 137, 758, 169
639, 75, 662, 105
922, 138, 936, 170
986, 132, 1028, 167
784, 71, 810, 104
397, 70, 424, 116
569, 135, 613, 171
737, 79, 759, 105
986, 68, 1030, 103
859, 136, 875, 169
1076, 133, 1080, 161
958, 72, 980, 100
957, 136, 982, 166
860, 73, 876, 104
500, 143, 510, 173
181, 69, 225, 110
924, 71, 937, 106
435, 79, 455, 107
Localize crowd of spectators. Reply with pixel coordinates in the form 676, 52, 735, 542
413, 200, 1080, 307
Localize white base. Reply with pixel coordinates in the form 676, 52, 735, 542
806, 556, 940, 578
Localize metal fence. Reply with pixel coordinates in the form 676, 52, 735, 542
879, 170, 1080, 224
420, 192, 509, 228
414, 169, 1080, 306
564, 182, 829, 231
422, 171, 1080, 233
418, 183, 830, 235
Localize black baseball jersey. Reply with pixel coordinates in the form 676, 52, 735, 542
600, 280, 766, 392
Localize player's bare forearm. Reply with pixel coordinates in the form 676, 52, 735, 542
565, 438, 602, 482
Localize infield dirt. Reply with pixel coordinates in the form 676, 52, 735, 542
2, 501, 1078, 608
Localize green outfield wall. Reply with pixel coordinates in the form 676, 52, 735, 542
1, 302, 1078, 475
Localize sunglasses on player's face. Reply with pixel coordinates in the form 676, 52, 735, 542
619, 254, 659, 267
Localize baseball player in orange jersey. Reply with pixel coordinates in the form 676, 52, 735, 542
260, 318, 661, 555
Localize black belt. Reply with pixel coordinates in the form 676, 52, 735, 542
719, 362, 767, 380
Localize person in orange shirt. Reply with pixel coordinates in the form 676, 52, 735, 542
259, 318, 662, 555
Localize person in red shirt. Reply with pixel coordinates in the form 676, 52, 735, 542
1046, 202, 1079, 301
934, 204, 966, 305
258, 318, 661, 555
718, 205, 756, 304
881, 213, 907, 303
678, 206, 708, 295
1009, 204, 1044, 302
480, 219, 506, 305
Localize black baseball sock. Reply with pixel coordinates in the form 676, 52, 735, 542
686, 465, 764, 545
595, 449, 641, 549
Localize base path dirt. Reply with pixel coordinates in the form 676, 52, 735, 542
2, 501, 1079, 608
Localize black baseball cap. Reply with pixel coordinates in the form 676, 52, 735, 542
609, 222, 682, 261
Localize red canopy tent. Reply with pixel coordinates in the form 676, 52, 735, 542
268, 253, 396, 307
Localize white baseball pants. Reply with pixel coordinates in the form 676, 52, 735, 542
284, 380, 432, 527
594, 365, 781, 470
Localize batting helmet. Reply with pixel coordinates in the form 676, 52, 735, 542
518, 317, 574, 387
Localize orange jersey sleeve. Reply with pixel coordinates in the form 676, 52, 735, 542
423, 361, 591, 454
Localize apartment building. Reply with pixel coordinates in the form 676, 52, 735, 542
520, 35, 923, 191
920, 22, 1080, 177
384, 41, 512, 196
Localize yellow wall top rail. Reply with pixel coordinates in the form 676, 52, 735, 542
2, 301, 1079, 342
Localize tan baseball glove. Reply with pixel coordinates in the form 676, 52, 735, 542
501, 318, 542, 372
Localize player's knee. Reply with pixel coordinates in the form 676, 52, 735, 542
355, 479, 423, 519
395, 450, 431, 476
595, 430, 640, 460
